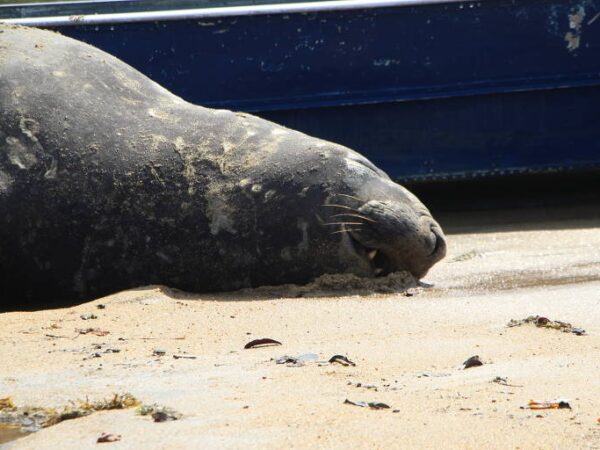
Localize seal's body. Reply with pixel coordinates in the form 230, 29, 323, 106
0, 25, 446, 302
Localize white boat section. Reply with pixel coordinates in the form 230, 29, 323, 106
1, 0, 466, 26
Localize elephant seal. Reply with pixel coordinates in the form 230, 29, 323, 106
0, 25, 446, 303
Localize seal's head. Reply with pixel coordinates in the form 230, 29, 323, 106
320, 150, 446, 280
248, 129, 447, 284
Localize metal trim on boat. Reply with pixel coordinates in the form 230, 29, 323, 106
1, 0, 464, 26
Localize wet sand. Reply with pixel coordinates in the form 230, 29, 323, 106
1, 206, 599, 449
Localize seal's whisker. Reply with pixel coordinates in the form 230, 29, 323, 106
330, 227, 362, 235
322, 203, 358, 210
334, 193, 363, 202
322, 204, 361, 213
331, 213, 376, 223
323, 222, 365, 226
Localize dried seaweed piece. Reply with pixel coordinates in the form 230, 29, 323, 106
79, 393, 140, 411
57, 410, 89, 421
463, 355, 483, 369
329, 355, 356, 366
45, 334, 68, 339
76, 328, 110, 336
244, 338, 282, 349
172, 354, 197, 360
151, 412, 174, 422
526, 399, 571, 410
507, 316, 586, 335
0, 398, 15, 410
491, 376, 523, 387
137, 404, 182, 422
0, 394, 140, 434
419, 372, 451, 378
97, 432, 121, 443
344, 399, 390, 409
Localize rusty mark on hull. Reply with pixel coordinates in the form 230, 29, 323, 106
565, 6, 586, 52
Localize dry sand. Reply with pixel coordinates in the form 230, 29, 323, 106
1, 206, 599, 449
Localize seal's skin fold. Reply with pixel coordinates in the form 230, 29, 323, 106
0, 25, 446, 303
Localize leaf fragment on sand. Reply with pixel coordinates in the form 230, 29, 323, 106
463, 355, 483, 369
329, 355, 356, 366
344, 399, 390, 410
526, 399, 571, 410
244, 338, 282, 349
97, 433, 121, 443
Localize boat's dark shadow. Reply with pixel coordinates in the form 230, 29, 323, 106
407, 170, 600, 234
437, 204, 600, 235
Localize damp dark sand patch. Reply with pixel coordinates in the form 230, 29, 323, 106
0, 425, 29, 445
479, 272, 600, 291
428, 269, 600, 296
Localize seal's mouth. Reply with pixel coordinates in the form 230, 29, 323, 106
345, 229, 393, 277
346, 224, 446, 278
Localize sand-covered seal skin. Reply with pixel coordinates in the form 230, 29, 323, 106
0, 25, 446, 303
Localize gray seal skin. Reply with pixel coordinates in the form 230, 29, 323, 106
0, 25, 446, 303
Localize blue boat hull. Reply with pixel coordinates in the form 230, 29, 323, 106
3, 0, 600, 181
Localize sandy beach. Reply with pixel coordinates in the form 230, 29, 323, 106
1, 205, 599, 449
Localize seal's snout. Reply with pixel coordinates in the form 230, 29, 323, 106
332, 198, 446, 280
